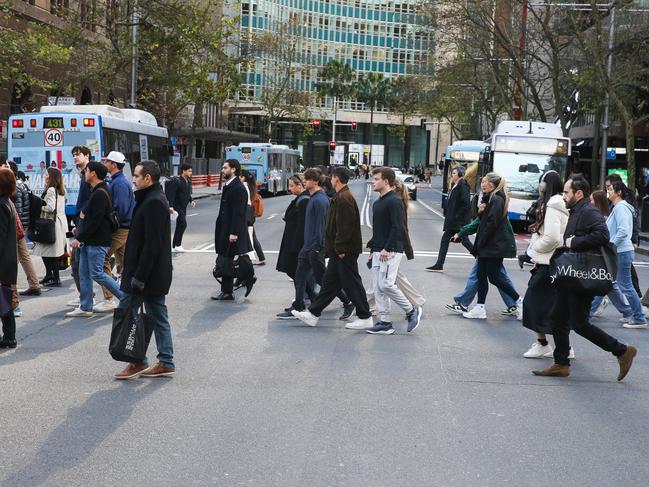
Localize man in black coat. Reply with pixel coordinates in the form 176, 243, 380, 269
114, 160, 176, 380
428, 165, 473, 272
0, 168, 18, 348
212, 159, 254, 300
533, 175, 637, 380
166, 162, 196, 252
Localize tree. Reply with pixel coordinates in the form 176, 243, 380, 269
316, 60, 354, 140
356, 72, 391, 165
387, 76, 427, 166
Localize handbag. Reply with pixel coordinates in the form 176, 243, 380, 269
252, 195, 264, 218
0, 285, 13, 317
28, 190, 57, 244
549, 243, 617, 296
109, 300, 155, 363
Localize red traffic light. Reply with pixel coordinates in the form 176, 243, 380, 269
312, 119, 321, 132
351, 121, 358, 131
328, 141, 336, 151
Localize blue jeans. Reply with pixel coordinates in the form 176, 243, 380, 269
119, 294, 175, 368
591, 251, 646, 323
454, 260, 517, 308
79, 245, 125, 311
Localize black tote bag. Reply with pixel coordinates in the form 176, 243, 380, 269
28, 190, 57, 244
550, 243, 617, 297
0, 285, 12, 317
109, 302, 155, 363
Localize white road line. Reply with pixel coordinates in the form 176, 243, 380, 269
365, 184, 372, 229
267, 213, 277, 220
416, 199, 445, 219
187, 213, 199, 217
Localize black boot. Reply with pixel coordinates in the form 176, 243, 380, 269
46, 266, 61, 287
40, 259, 53, 285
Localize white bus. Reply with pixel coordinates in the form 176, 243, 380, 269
8, 105, 169, 215
480, 121, 572, 222
225, 143, 301, 194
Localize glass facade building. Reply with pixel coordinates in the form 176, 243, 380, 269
229, 0, 434, 166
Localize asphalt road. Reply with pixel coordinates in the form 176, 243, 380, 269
3, 177, 649, 486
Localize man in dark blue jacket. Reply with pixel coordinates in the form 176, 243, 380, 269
533, 175, 637, 380
95, 151, 135, 313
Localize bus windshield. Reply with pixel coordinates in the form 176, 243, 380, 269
493, 152, 568, 195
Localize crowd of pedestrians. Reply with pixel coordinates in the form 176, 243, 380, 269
2, 151, 646, 383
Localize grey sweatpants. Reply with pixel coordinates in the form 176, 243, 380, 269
372, 252, 413, 323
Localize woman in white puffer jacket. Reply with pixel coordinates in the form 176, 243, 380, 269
521, 171, 570, 359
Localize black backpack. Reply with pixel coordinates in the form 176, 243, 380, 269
97, 187, 120, 232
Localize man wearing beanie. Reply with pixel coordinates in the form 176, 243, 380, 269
66, 161, 125, 317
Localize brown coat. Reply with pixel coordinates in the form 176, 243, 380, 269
325, 185, 362, 257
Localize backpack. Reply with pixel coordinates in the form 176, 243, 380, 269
97, 187, 120, 232
252, 194, 264, 218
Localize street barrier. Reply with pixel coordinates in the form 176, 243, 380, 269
208, 174, 221, 186
192, 175, 208, 188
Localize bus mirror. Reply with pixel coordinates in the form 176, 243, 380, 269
518, 165, 528, 172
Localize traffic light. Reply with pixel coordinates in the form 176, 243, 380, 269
351, 121, 358, 132
420, 118, 427, 129
328, 141, 336, 153
312, 119, 321, 133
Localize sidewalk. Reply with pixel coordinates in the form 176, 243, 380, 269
192, 186, 222, 200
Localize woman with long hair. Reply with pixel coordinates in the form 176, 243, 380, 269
590, 189, 610, 217
455, 173, 520, 319
0, 168, 18, 347
32, 167, 68, 287
276, 174, 312, 318
239, 170, 266, 265
521, 171, 571, 358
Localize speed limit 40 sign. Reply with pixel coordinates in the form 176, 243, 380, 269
44, 128, 63, 147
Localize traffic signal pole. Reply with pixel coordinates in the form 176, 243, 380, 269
331, 95, 337, 165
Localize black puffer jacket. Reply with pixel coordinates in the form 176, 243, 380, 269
472, 191, 516, 259
13, 180, 30, 228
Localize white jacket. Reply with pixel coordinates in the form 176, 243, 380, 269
527, 194, 569, 265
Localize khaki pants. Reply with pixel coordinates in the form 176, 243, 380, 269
367, 270, 426, 309
17, 237, 40, 290
102, 228, 129, 301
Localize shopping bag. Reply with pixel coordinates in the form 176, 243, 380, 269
0, 285, 12, 317
109, 302, 155, 363
550, 243, 617, 296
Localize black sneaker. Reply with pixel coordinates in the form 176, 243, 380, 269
0, 339, 17, 348
445, 302, 467, 314
406, 306, 422, 332
276, 311, 297, 320
426, 264, 443, 272
244, 277, 257, 297
501, 305, 518, 316
19, 288, 41, 296
339, 303, 355, 320
366, 322, 395, 335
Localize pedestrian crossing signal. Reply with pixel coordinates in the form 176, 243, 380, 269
351, 121, 358, 131
312, 119, 321, 133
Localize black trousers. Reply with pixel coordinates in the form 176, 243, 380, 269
309, 254, 371, 319
435, 230, 473, 267
71, 245, 81, 292
631, 264, 641, 298
252, 227, 265, 261
42, 257, 60, 282
172, 209, 187, 248
294, 250, 348, 311
476, 257, 519, 304
1, 310, 15, 341
551, 291, 627, 366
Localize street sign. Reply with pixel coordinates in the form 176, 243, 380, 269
47, 96, 76, 106
606, 148, 617, 160
44, 128, 63, 147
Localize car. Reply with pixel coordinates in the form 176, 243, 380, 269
397, 172, 417, 201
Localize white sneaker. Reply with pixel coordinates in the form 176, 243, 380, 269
345, 317, 374, 330
93, 299, 117, 313
291, 309, 318, 327
462, 306, 487, 319
622, 322, 648, 329
619, 316, 632, 323
593, 297, 609, 318
515, 297, 523, 321
67, 298, 80, 307
65, 307, 94, 318
643, 305, 649, 317
543, 347, 575, 359
172, 246, 186, 253
523, 342, 553, 358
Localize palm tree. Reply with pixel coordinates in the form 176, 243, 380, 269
356, 73, 391, 166
315, 60, 354, 143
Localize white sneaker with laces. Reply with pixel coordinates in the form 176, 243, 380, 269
93, 299, 117, 313
523, 342, 553, 358
515, 297, 523, 321
172, 246, 186, 253
622, 322, 648, 329
544, 347, 575, 359
65, 307, 94, 318
593, 297, 609, 317
462, 305, 487, 319
291, 309, 318, 327
345, 317, 373, 330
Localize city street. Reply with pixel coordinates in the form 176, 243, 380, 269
3, 177, 649, 486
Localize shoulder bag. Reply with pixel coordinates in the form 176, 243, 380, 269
97, 187, 120, 233
549, 242, 617, 296
28, 189, 57, 244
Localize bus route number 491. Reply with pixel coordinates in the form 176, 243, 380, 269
44, 128, 63, 147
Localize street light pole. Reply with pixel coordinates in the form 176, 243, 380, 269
130, 1, 138, 109
599, 5, 615, 186
331, 95, 337, 165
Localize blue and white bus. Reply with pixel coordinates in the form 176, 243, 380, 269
442, 140, 487, 210
225, 143, 301, 194
479, 121, 572, 222
8, 105, 169, 215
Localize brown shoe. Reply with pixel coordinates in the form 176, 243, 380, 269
532, 364, 570, 377
114, 363, 148, 380
617, 345, 638, 381
141, 362, 175, 378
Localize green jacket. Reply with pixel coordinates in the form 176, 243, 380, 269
458, 216, 517, 258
